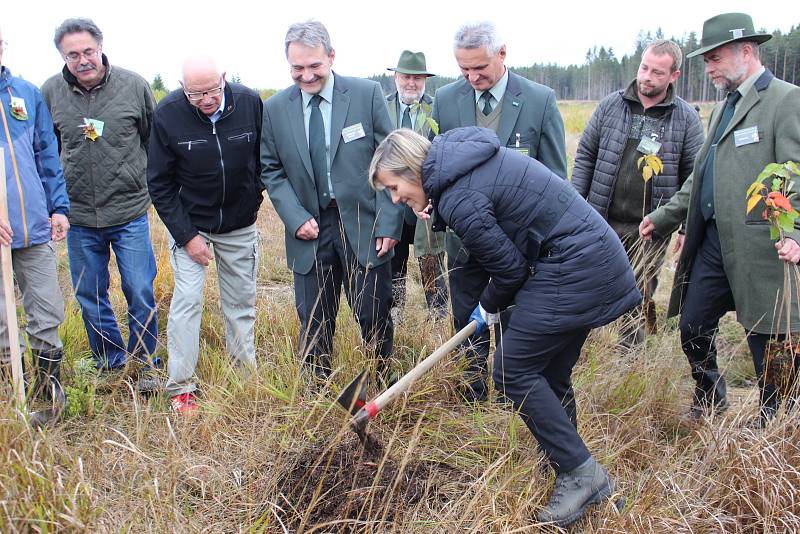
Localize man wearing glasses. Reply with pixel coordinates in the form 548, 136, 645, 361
41, 18, 160, 390
147, 56, 264, 415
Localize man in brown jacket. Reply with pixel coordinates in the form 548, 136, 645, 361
640, 13, 800, 424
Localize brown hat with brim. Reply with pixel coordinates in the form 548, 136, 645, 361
388, 50, 435, 77
687, 12, 772, 58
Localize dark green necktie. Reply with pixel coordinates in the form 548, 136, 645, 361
481, 91, 493, 115
401, 105, 412, 129
309, 94, 330, 209
699, 90, 742, 220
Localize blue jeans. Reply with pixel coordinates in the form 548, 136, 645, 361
68, 213, 159, 369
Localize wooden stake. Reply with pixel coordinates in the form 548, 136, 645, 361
0, 147, 25, 405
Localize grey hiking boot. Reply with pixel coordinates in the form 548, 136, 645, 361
537, 457, 620, 527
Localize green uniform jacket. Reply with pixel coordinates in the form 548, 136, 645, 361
648, 70, 800, 334
431, 71, 568, 260
261, 73, 402, 275
41, 57, 155, 228
385, 91, 444, 257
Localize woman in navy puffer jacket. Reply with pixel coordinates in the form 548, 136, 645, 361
369, 126, 639, 527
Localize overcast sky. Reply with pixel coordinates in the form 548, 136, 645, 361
1, 1, 794, 91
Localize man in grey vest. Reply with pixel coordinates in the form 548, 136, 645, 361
41, 18, 159, 391
385, 50, 448, 322
431, 21, 567, 401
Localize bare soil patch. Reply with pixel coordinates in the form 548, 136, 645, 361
278, 436, 465, 532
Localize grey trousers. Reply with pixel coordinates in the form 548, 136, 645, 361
165, 225, 258, 396
0, 242, 64, 356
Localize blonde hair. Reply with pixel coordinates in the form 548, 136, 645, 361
368, 129, 431, 191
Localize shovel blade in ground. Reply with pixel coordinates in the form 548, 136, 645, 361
335, 321, 477, 441
336, 369, 369, 415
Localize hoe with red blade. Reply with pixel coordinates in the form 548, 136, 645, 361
336, 321, 477, 445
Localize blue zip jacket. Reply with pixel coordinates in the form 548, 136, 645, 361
0, 67, 69, 249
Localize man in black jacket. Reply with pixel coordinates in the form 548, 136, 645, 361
572, 40, 704, 347
147, 56, 264, 415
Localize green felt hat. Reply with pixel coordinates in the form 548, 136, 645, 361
687, 12, 772, 58
388, 50, 435, 77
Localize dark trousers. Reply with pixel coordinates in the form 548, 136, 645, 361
293, 206, 393, 376
390, 221, 416, 310
448, 251, 492, 396
418, 253, 449, 316
390, 220, 449, 317
617, 229, 668, 337
680, 220, 775, 411
493, 325, 592, 473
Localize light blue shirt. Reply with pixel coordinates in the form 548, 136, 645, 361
474, 67, 509, 112
210, 90, 226, 123
397, 94, 417, 130
301, 74, 335, 198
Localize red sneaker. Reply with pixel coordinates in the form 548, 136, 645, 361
170, 392, 199, 415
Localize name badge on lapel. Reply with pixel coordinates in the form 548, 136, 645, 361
734, 126, 759, 147
342, 123, 366, 143
511, 132, 530, 157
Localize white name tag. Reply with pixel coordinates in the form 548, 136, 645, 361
636, 136, 662, 155
342, 123, 366, 143
734, 126, 759, 147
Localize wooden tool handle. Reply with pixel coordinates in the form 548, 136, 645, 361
369, 320, 477, 414
0, 147, 25, 405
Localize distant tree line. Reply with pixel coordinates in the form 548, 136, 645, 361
369, 25, 800, 103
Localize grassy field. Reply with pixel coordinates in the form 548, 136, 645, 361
2, 101, 799, 533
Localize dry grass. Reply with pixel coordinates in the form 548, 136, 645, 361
3, 105, 799, 533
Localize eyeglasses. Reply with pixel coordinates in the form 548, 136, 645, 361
184, 79, 224, 102
64, 48, 99, 63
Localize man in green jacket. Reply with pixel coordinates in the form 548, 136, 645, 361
41, 18, 159, 388
385, 50, 448, 322
640, 13, 800, 424
261, 21, 402, 381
